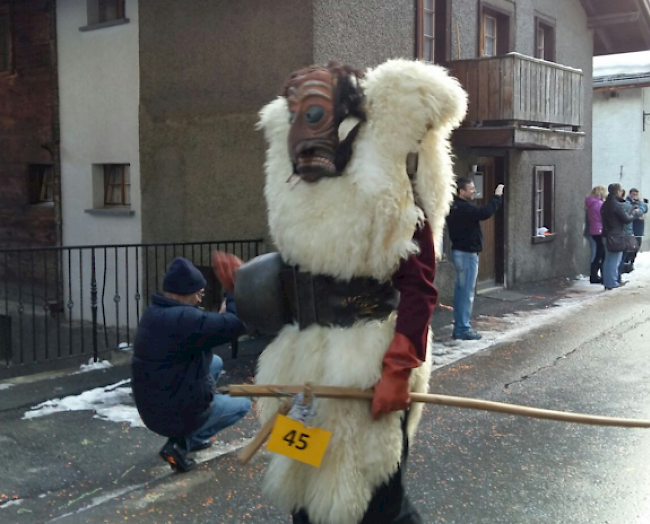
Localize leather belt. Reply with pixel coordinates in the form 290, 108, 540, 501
280, 266, 399, 330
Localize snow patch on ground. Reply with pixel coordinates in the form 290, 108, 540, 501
22, 379, 143, 427
74, 358, 113, 374
431, 251, 650, 370
0, 383, 14, 391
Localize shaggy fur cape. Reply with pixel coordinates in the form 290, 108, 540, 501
256, 59, 467, 524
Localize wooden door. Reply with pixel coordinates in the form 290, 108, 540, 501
475, 157, 496, 284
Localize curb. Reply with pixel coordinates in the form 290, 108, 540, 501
0, 336, 271, 414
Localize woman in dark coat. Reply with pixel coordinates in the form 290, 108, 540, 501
600, 184, 638, 290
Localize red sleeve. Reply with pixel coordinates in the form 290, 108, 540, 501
391, 220, 438, 361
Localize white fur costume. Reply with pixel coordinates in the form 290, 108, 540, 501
256, 59, 467, 524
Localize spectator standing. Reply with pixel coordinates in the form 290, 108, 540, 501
585, 185, 606, 284
624, 188, 648, 269
131, 257, 250, 472
601, 184, 639, 290
446, 177, 503, 340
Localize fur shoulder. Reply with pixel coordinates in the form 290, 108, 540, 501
362, 60, 467, 257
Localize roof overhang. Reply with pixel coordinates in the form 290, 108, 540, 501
593, 74, 650, 90
580, 0, 650, 55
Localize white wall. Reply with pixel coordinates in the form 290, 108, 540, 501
57, 0, 141, 330
592, 88, 645, 195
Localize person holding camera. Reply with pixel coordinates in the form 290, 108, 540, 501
446, 178, 504, 340
624, 188, 648, 270
131, 256, 251, 472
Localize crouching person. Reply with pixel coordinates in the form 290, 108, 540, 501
131, 257, 251, 472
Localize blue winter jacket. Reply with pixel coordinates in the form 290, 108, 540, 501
626, 196, 649, 237
131, 293, 245, 438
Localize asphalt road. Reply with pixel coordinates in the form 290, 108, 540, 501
1, 283, 650, 524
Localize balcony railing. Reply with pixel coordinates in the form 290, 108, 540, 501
448, 53, 584, 130
0, 239, 265, 378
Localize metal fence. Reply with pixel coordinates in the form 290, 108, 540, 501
0, 239, 264, 378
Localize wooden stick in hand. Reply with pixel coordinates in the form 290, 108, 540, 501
220, 384, 650, 429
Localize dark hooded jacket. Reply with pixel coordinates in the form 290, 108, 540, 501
601, 194, 634, 238
131, 293, 245, 438
446, 194, 502, 253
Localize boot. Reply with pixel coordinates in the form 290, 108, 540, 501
589, 262, 602, 284
159, 439, 196, 473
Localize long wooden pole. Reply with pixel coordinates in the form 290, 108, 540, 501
221, 384, 650, 429
237, 398, 292, 464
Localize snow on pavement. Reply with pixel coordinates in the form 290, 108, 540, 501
22, 379, 142, 427
431, 251, 650, 369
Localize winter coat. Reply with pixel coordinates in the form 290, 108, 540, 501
601, 195, 634, 239
131, 293, 245, 438
584, 196, 604, 235
446, 194, 502, 253
622, 200, 635, 236
626, 196, 649, 237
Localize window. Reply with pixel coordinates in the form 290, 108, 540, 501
478, 3, 513, 57
85, 0, 127, 27
0, 7, 12, 73
533, 166, 555, 241
484, 15, 497, 57
535, 16, 555, 62
28, 165, 54, 204
416, 0, 447, 63
103, 164, 130, 206
98, 0, 125, 23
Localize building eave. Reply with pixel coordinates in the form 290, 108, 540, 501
580, 0, 650, 55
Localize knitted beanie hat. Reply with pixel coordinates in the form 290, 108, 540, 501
162, 257, 207, 295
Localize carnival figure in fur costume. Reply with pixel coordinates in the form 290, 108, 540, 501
215, 59, 467, 524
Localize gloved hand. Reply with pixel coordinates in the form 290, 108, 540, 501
211, 251, 243, 294
371, 332, 423, 420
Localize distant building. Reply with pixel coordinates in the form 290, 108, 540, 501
56, 0, 141, 328
593, 51, 650, 199
0, 0, 60, 248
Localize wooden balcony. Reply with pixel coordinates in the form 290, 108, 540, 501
447, 53, 585, 150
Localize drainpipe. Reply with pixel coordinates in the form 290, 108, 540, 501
49, 0, 64, 307
46, 0, 62, 249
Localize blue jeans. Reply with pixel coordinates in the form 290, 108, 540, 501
451, 250, 479, 336
188, 355, 252, 446
603, 248, 623, 289
587, 235, 597, 264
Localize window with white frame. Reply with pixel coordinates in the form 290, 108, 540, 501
103, 164, 130, 206
416, 0, 447, 63
535, 16, 555, 62
533, 166, 555, 239
483, 15, 498, 57
478, 2, 513, 57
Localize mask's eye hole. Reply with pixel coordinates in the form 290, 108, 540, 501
289, 112, 296, 124
304, 105, 325, 125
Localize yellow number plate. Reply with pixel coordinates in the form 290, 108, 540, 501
267, 414, 332, 468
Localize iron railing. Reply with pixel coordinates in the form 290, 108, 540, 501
0, 239, 264, 378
